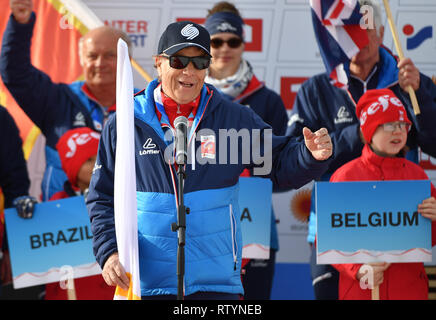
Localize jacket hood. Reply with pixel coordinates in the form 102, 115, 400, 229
376, 46, 400, 89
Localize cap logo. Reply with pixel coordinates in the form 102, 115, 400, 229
181, 24, 199, 40
367, 95, 404, 116
217, 22, 237, 32
65, 132, 100, 158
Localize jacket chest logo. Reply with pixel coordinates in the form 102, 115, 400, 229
139, 138, 159, 156
334, 106, 354, 124
73, 112, 86, 127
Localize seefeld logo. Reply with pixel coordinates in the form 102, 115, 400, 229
66, 132, 100, 158
360, 95, 403, 125
139, 138, 159, 155
181, 24, 199, 40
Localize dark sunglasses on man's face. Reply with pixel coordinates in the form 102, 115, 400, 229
210, 37, 243, 49
163, 55, 211, 70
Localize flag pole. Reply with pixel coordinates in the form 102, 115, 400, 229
67, 278, 77, 300
131, 59, 153, 83
381, 0, 420, 115
371, 285, 380, 300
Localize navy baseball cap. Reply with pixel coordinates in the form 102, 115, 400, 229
157, 21, 212, 57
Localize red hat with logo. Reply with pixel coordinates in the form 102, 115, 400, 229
56, 127, 100, 187
356, 88, 411, 143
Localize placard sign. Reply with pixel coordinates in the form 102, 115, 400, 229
239, 177, 272, 259
4, 196, 101, 289
316, 180, 432, 264
5, 179, 272, 288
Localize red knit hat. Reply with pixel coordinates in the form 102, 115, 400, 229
356, 88, 411, 143
56, 127, 100, 187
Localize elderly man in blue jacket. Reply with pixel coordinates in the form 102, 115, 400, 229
287, 0, 436, 300
86, 20, 333, 300
0, 0, 132, 201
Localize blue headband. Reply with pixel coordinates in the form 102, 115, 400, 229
204, 12, 244, 39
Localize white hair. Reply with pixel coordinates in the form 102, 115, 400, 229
359, 0, 383, 36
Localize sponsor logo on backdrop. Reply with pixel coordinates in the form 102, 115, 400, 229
176, 17, 263, 52
290, 188, 311, 223
104, 20, 149, 47
403, 24, 433, 50
280, 77, 308, 110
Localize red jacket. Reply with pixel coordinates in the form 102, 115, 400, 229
330, 144, 436, 300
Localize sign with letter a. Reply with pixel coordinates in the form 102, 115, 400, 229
239, 177, 272, 259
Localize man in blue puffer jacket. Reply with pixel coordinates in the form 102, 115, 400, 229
0, 0, 133, 201
86, 21, 334, 299
286, 0, 436, 300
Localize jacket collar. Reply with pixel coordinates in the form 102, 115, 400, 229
376, 46, 400, 89
234, 74, 264, 103
362, 144, 407, 169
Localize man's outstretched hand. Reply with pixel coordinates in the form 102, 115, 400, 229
303, 127, 333, 161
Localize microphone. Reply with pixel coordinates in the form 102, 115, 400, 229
174, 116, 188, 165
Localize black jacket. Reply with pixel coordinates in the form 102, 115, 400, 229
0, 105, 30, 208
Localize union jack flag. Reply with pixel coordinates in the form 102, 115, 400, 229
310, 0, 369, 89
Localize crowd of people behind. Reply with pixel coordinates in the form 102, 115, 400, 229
0, 0, 436, 300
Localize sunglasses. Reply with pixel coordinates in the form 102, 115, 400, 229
163, 55, 211, 70
210, 37, 243, 49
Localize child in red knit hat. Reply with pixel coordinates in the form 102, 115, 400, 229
330, 88, 436, 300
45, 127, 114, 300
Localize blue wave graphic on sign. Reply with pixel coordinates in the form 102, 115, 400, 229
407, 26, 433, 50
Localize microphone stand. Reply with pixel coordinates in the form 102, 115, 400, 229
171, 117, 189, 300
171, 164, 189, 300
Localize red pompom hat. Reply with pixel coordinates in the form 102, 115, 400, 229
356, 88, 412, 143
56, 127, 100, 187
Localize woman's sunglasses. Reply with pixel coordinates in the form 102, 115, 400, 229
210, 37, 243, 49
163, 55, 211, 70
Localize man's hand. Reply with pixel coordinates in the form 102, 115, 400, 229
13, 195, 37, 219
303, 127, 333, 161
10, 0, 33, 24
398, 57, 420, 91
102, 252, 130, 290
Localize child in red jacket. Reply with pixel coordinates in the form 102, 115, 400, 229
330, 88, 436, 300
45, 127, 114, 300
